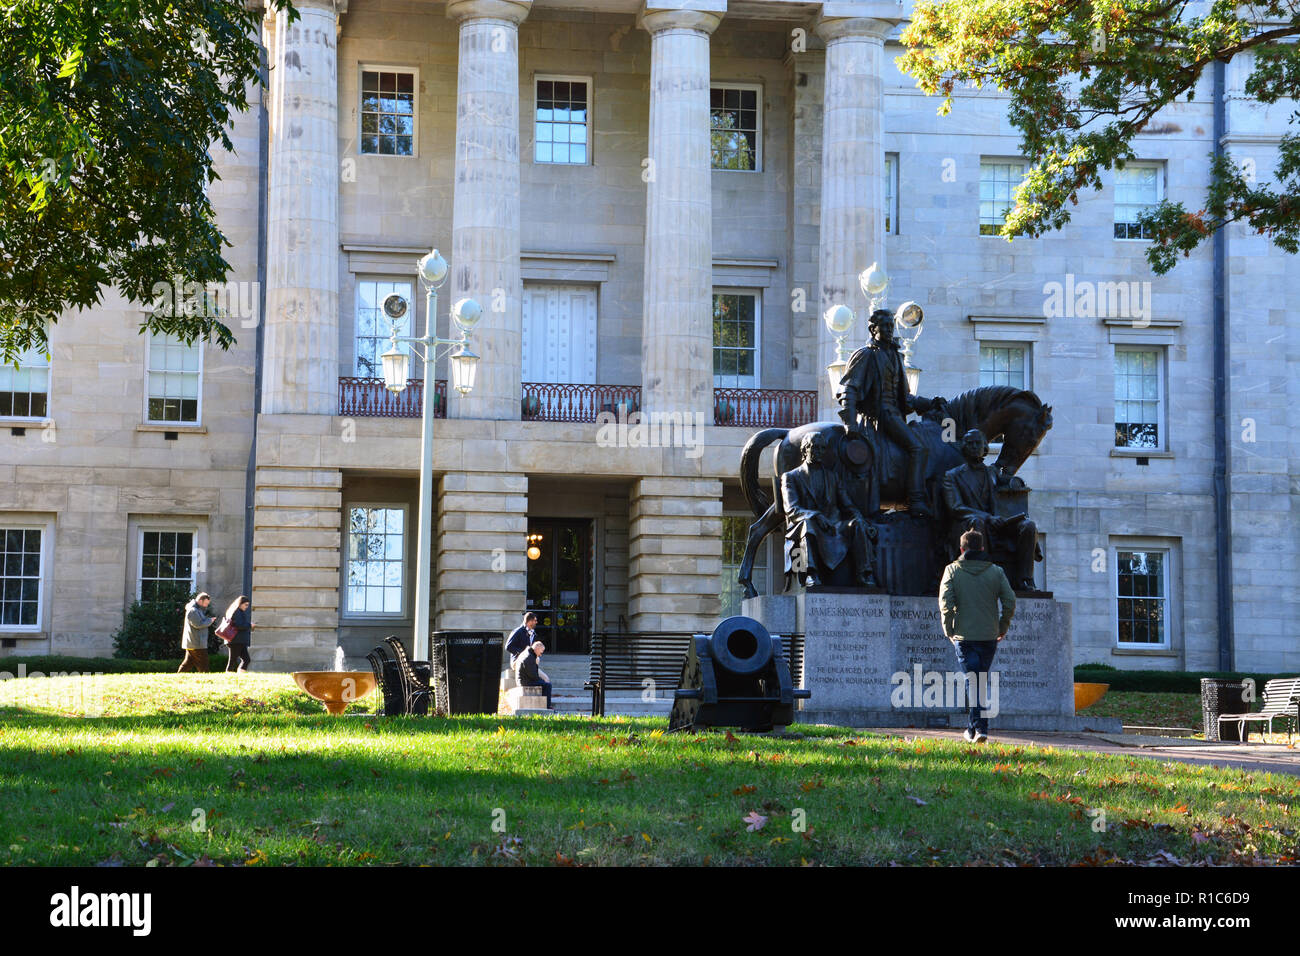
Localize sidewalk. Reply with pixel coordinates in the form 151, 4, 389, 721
860, 726, 1300, 777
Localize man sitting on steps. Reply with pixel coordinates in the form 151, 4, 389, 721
514, 640, 552, 710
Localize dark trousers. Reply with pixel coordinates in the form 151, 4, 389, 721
522, 679, 552, 708
954, 641, 997, 735
226, 644, 251, 672
178, 649, 209, 673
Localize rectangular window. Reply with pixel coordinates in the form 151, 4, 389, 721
979, 343, 1029, 389
139, 530, 195, 602
1116, 549, 1168, 647
1114, 163, 1163, 239
534, 77, 590, 165
345, 506, 406, 616
720, 515, 764, 618
145, 332, 201, 424
0, 528, 42, 628
0, 340, 50, 419
360, 68, 416, 156
710, 84, 761, 171
355, 279, 414, 379
1114, 347, 1164, 450
885, 154, 898, 235
979, 160, 1026, 235
712, 291, 759, 388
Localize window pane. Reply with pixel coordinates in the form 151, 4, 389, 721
345, 507, 405, 614
0, 527, 41, 627
1114, 349, 1162, 448
1114, 165, 1161, 239
711, 86, 761, 170
535, 79, 589, 165
360, 71, 417, 155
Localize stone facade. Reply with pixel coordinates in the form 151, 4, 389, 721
1, 1, 1295, 675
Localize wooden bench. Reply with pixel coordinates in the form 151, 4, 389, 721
1217, 677, 1300, 744
584, 631, 805, 717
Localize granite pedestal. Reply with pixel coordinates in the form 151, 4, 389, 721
743, 589, 1121, 733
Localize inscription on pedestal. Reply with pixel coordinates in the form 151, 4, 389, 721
797, 591, 892, 711
745, 591, 1087, 729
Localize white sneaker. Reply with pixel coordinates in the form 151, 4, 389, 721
974, 731, 989, 743
962, 729, 976, 743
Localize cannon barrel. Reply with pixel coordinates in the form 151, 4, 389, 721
708, 617, 774, 676
668, 615, 807, 733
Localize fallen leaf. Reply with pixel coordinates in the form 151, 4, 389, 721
744, 811, 769, 832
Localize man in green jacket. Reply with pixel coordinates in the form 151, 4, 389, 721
938, 529, 1016, 742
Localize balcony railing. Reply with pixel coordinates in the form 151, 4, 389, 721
521, 382, 641, 423
338, 377, 447, 418
337, 377, 817, 429
714, 387, 818, 427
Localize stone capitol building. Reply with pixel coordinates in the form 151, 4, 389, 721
1, 0, 1296, 679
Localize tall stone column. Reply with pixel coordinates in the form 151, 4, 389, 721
447, 0, 531, 421
786, 47, 825, 395
262, 0, 343, 415
815, 14, 893, 419
639, 4, 723, 420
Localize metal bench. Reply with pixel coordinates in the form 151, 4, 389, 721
366, 647, 406, 717
584, 631, 805, 717
379, 636, 435, 716
1217, 677, 1300, 744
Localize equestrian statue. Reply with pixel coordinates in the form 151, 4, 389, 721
735, 305, 1053, 598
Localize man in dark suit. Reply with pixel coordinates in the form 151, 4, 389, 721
505, 612, 538, 662
780, 431, 877, 588
838, 309, 941, 517
942, 429, 1038, 591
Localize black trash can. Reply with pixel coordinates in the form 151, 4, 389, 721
1201, 678, 1247, 741
380, 659, 432, 716
431, 631, 504, 715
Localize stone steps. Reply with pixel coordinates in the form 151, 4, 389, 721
505, 654, 674, 718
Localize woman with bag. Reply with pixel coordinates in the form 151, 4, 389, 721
218, 595, 255, 673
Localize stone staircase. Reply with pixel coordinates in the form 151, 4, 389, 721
538, 654, 673, 718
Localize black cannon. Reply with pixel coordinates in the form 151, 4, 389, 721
668, 616, 810, 733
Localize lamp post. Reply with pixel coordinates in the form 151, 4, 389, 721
825, 263, 927, 404
823, 303, 855, 398
379, 248, 481, 661
893, 300, 924, 395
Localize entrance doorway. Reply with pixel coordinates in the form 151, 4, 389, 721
526, 518, 592, 654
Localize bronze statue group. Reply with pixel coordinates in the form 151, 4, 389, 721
738, 308, 1054, 598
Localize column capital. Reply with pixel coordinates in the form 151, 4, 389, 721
813, 14, 895, 44
446, 0, 531, 24
638, 2, 725, 36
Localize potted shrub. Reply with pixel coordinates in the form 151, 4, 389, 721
521, 393, 541, 418
715, 398, 736, 424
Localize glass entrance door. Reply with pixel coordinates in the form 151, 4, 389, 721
526, 518, 591, 654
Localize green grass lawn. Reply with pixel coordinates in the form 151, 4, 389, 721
1085, 691, 1203, 730
1, 673, 1296, 866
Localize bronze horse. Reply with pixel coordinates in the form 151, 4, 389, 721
736, 385, 1053, 597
